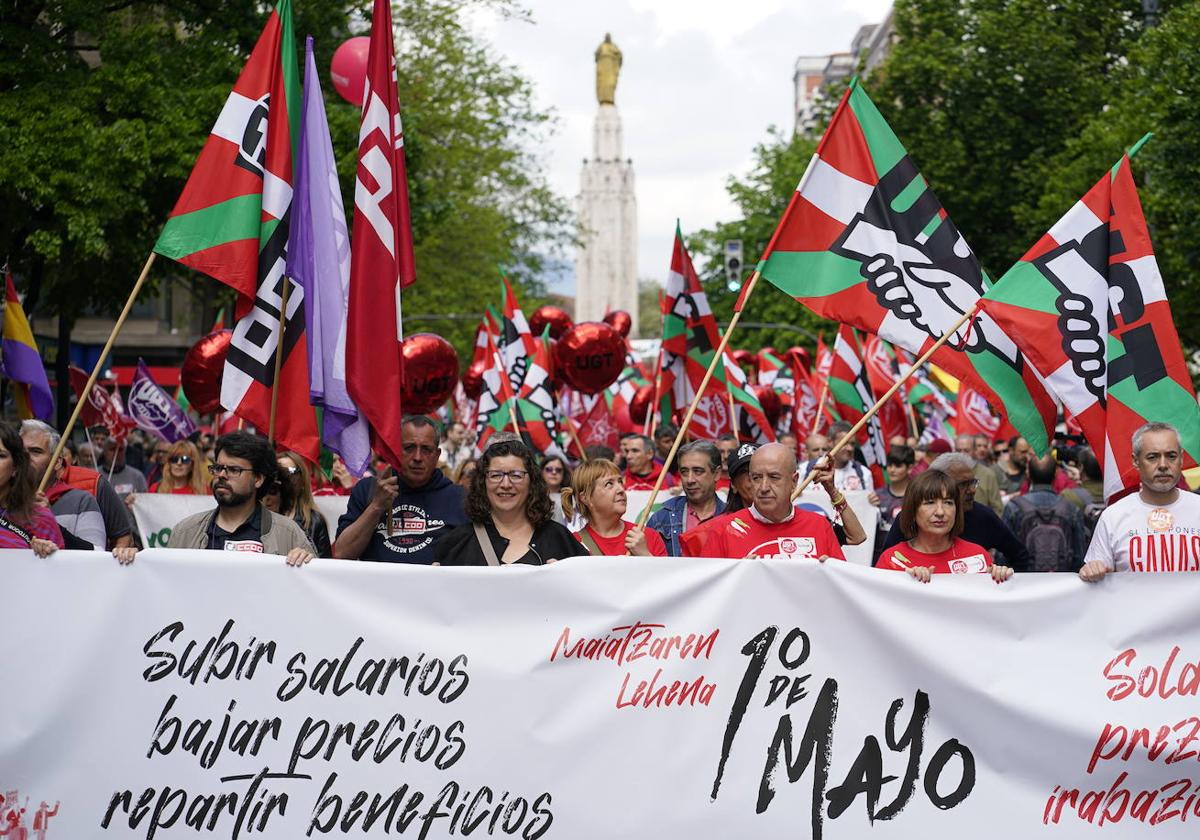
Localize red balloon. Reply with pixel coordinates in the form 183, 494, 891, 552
462, 358, 487, 400
553, 322, 625, 394
181, 330, 232, 415
602, 309, 632, 338
401, 333, 460, 414
529, 305, 574, 340
629, 383, 655, 426
753, 385, 783, 429
330, 36, 370, 106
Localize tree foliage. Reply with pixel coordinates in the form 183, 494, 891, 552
0, 0, 571, 358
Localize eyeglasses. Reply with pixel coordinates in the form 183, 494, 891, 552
957, 478, 980, 489
486, 469, 528, 484
209, 463, 252, 478
168, 455, 193, 465
543, 465, 563, 474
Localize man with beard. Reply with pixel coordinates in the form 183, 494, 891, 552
878, 452, 1031, 571
646, 440, 725, 555
335, 415, 467, 563
1080, 423, 1200, 581
683, 443, 844, 561
129, 431, 315, 565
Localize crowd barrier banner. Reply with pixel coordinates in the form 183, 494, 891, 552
133, 495, 350, 548
4, 551, 1198, 838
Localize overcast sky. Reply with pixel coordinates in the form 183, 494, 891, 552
469, 0, 892, 294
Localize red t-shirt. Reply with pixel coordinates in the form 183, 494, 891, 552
576, 522, 668, 556
876, 538, 993, 575
623, 464, 676, 491
683, 508, 845, 561
149, 482, 198, 494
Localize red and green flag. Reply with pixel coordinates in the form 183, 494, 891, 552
862, 335, 908, 444
474, 325, 519, 454
500, 276, 541, 396
514, 327, 563, 456
980, 152, 1199, 499
723, 352, 776, 444
829, 325, 887, 478
153, 0, 317, 459
660, 224, 734, 440
755, 77, 1057, 454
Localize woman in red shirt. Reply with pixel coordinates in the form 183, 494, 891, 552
876, 469, 1013, 584
149, 440, 206, 494
561, 459, 667, 556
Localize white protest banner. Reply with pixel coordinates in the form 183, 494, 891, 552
133, 495, 349, 547
3, 551, 1199, 839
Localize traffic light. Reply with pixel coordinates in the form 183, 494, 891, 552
724, 239, 744, 292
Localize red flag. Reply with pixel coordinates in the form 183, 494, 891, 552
572, 394, 620, 455
68, 367, 135, 441
955, 384, 1003, 439
789, 351, 820, 440
347, 0, 416, 469
862, 335, 908, 444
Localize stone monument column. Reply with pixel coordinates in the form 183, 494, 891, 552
575, 34, 638, 334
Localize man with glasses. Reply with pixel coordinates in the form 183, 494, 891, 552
876, 452, 1031, 570
122, 431, 315, 564
647, 440, 725, 556
335, 415, 467, 563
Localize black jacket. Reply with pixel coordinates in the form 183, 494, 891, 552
434, 519, 590, 566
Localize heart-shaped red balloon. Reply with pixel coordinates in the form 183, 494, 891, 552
753, 385, 784, 430
401, 333, 460, 414
181, 329, 232, 415
529, 305, 574, 340
602, 310, 632, 338
461, 357, 487, 400
628, 383, 655, 426
553, 322, 625, 394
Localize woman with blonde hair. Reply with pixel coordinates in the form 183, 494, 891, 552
560, 459, 666, 556
150, 440, 206, 494
276, 451, 332, 557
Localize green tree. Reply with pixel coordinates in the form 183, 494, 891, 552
1023, 1, 1200, 348
0, 0, 571, 362
690, 127, 835, 356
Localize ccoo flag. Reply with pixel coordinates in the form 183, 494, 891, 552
347, 0, 417, 469
756, 78, 1057, 453
289, 36, 371, 475
980, 153, 1200, 499
153, 0, 317, 460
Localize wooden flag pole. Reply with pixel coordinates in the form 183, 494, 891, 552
38, 252, 158, 494
562, 414, 589, 462
810, 379, 830, 435
792, 305, 979, 501
635, 271, 763, 529
906, 401, 920, 440
267, 276, 292, 444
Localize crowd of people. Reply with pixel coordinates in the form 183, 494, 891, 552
4, 412, 1196, 583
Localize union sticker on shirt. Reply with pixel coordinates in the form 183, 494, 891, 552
223, 539, 265, 553
948, 553, 990, 574
1147, 508, 1174, 532
747, 536, 817, 560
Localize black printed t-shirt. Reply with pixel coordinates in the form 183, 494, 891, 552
206, 504, 265, 552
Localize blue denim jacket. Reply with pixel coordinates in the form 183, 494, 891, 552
646, 495, 726, 556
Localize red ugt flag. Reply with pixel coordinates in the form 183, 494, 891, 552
347, 0, 418, 469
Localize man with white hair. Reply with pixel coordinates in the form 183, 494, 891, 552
877, 451, 1031, 570
682, 443, 844, 561
1079, 422, 1200, 582
21, 419, 106, 548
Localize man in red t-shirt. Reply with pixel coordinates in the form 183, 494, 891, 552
683, 443, 844, 561
621, 434, 676, 491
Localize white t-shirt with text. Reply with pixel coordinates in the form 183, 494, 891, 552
1084, 490, 1200, 573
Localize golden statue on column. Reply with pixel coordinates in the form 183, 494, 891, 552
595, 33, 622, 105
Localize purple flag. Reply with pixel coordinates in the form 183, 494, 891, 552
127, 359, 197, 442
288, 36, 370, 474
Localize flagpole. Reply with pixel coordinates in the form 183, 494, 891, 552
810, 380, 829, 435
563, 415, 589, 462
644, 347, 663, 437
636, 270, 763, 529
38, 252, 157, 494
792, 304, 979, 500
267, 276, 292, 444
906, 402, 919, 440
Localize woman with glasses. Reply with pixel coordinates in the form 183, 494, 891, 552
876, 470, 1014, 584
273, 452, 332, 557
149, 440, 207, 494
560, 459, 666, 556
540, 455, 570, 493
434, 440, 588, 566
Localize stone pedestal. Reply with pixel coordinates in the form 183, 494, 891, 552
575, 104, 638, 333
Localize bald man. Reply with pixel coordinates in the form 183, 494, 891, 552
683, 443, 844, 561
